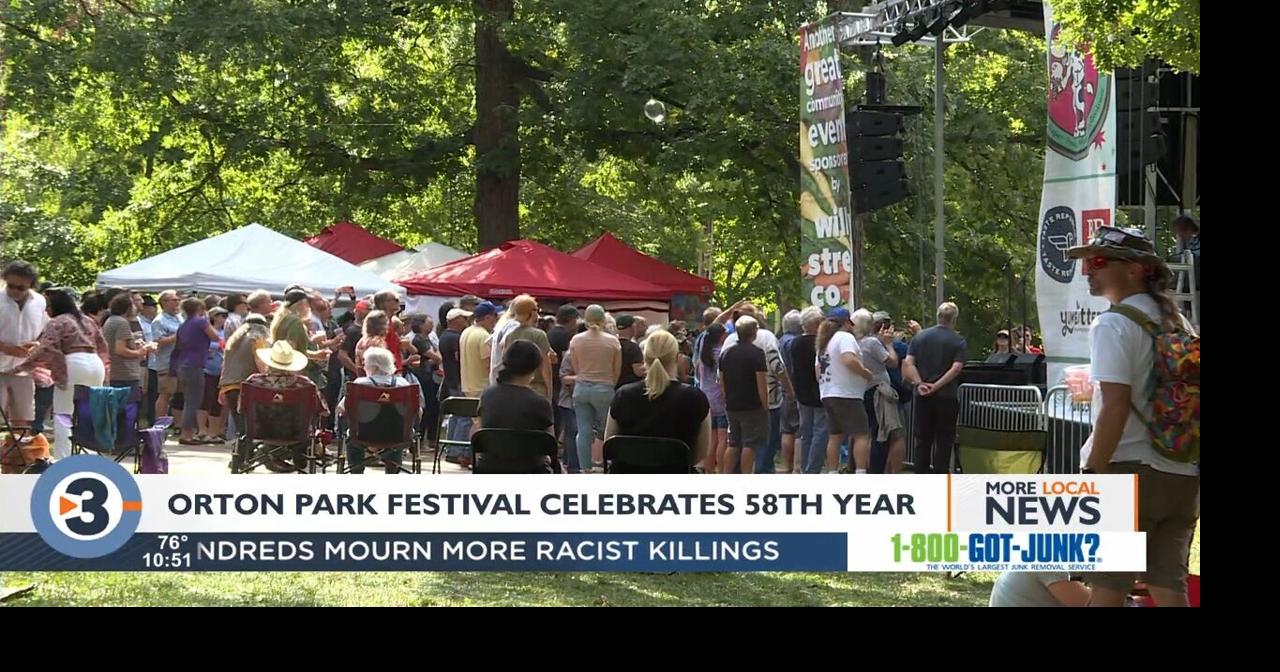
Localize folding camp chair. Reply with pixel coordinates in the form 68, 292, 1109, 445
68, 385, 145, 472
434, 396, 480, 473
603, 435, 693, 474
337, 382, 421, 474
1, 405, 46, 474
470, 428, 559, 474
236, 381, 324, 474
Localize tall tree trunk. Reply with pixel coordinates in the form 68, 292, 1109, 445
473, 0, 520, 250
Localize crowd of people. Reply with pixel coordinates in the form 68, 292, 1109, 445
0, 259, 980, 477
1, 222, 1197, 605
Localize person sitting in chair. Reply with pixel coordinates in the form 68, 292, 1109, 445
476, 340, 554, 435
338, 346, 415, 474
605, 330, 710, 467
241, 341, 326, 471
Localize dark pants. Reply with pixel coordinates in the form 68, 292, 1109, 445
754, 407, 783, 474
31, 384, 55, 435
323, 375, 342, 431
913, 394, 959, 474
865, 392, 887, 474
418, 373, 440, 444
145, 369, 159, 426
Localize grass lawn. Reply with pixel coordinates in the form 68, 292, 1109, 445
1, 570, 998, 607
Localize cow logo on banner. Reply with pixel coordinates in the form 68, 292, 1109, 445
1039, 206, 1077, 284
1046, 23, 1111, 160
1035, 2, 1116, 387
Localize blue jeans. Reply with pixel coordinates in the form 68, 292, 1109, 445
573, 382, 614, 471
558, 405, 579, 472
799, 405, 829, 474
755, 406, 783, 473
346, 442, 403, 474
445, 415, 473, 458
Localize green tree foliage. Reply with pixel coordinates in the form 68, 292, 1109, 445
1, 0, 1082, 349
1053, 0, 1200, 74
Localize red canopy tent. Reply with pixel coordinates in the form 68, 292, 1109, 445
304, 221, 404, 265
399, 239, 672, 301
572, 232, 714, 297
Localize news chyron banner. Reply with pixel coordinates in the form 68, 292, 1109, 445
1, 456, 1144, 573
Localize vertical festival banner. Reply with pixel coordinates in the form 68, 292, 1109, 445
1036, 2, 1116, 386
800, 18, 853, 311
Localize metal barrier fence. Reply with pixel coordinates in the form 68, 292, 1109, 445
901, 383, 1094, 474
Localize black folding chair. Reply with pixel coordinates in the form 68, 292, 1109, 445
603, 435, 694, 474
435, 396, 480, 473
471, 429, 559, 474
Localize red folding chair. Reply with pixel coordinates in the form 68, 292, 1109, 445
338, 382, 421, 474
237, 381, 324, 474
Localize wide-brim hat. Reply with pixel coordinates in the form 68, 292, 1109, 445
1066, 226, 1171, 280
256, 340, 308, 372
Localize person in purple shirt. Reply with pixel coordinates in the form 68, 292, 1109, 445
171, 296, 220, 445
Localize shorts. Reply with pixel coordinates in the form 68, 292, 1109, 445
781, 400, 800, 435
711, 414, 729, 430
822, 396, 869, 436
727, 409, 769, 449
1091, 463, 1199, 594
157, 373, 179, 396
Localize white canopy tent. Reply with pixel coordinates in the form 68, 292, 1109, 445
358, 242, 470, 280
96, 223, 404, 298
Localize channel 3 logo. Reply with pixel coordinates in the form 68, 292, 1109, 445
30, 456, 142, 558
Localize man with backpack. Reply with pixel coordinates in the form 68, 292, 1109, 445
1068, 226, 1200, 607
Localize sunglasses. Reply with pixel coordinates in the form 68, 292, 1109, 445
1084, 256, 1115, 272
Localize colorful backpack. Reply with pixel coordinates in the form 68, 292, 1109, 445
1108, 304, 1200, 463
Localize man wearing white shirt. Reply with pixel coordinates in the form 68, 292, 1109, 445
1067, 226, 1199, 608
0, 260, 49, 427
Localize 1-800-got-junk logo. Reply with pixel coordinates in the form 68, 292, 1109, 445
30, 455, 142, 558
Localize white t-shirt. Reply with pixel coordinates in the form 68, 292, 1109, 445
488, 318, 520, 385
818, 330, 868, 400
722, 327, 779, 355
0, 290, 48, 374
1088, 293, 1197, 477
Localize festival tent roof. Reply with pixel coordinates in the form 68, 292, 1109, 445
398, 239, 672, 301
97, 224, 404, 298
572, 232, 714, 296
359, 242, 470, 280
303, 221, 405, 265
